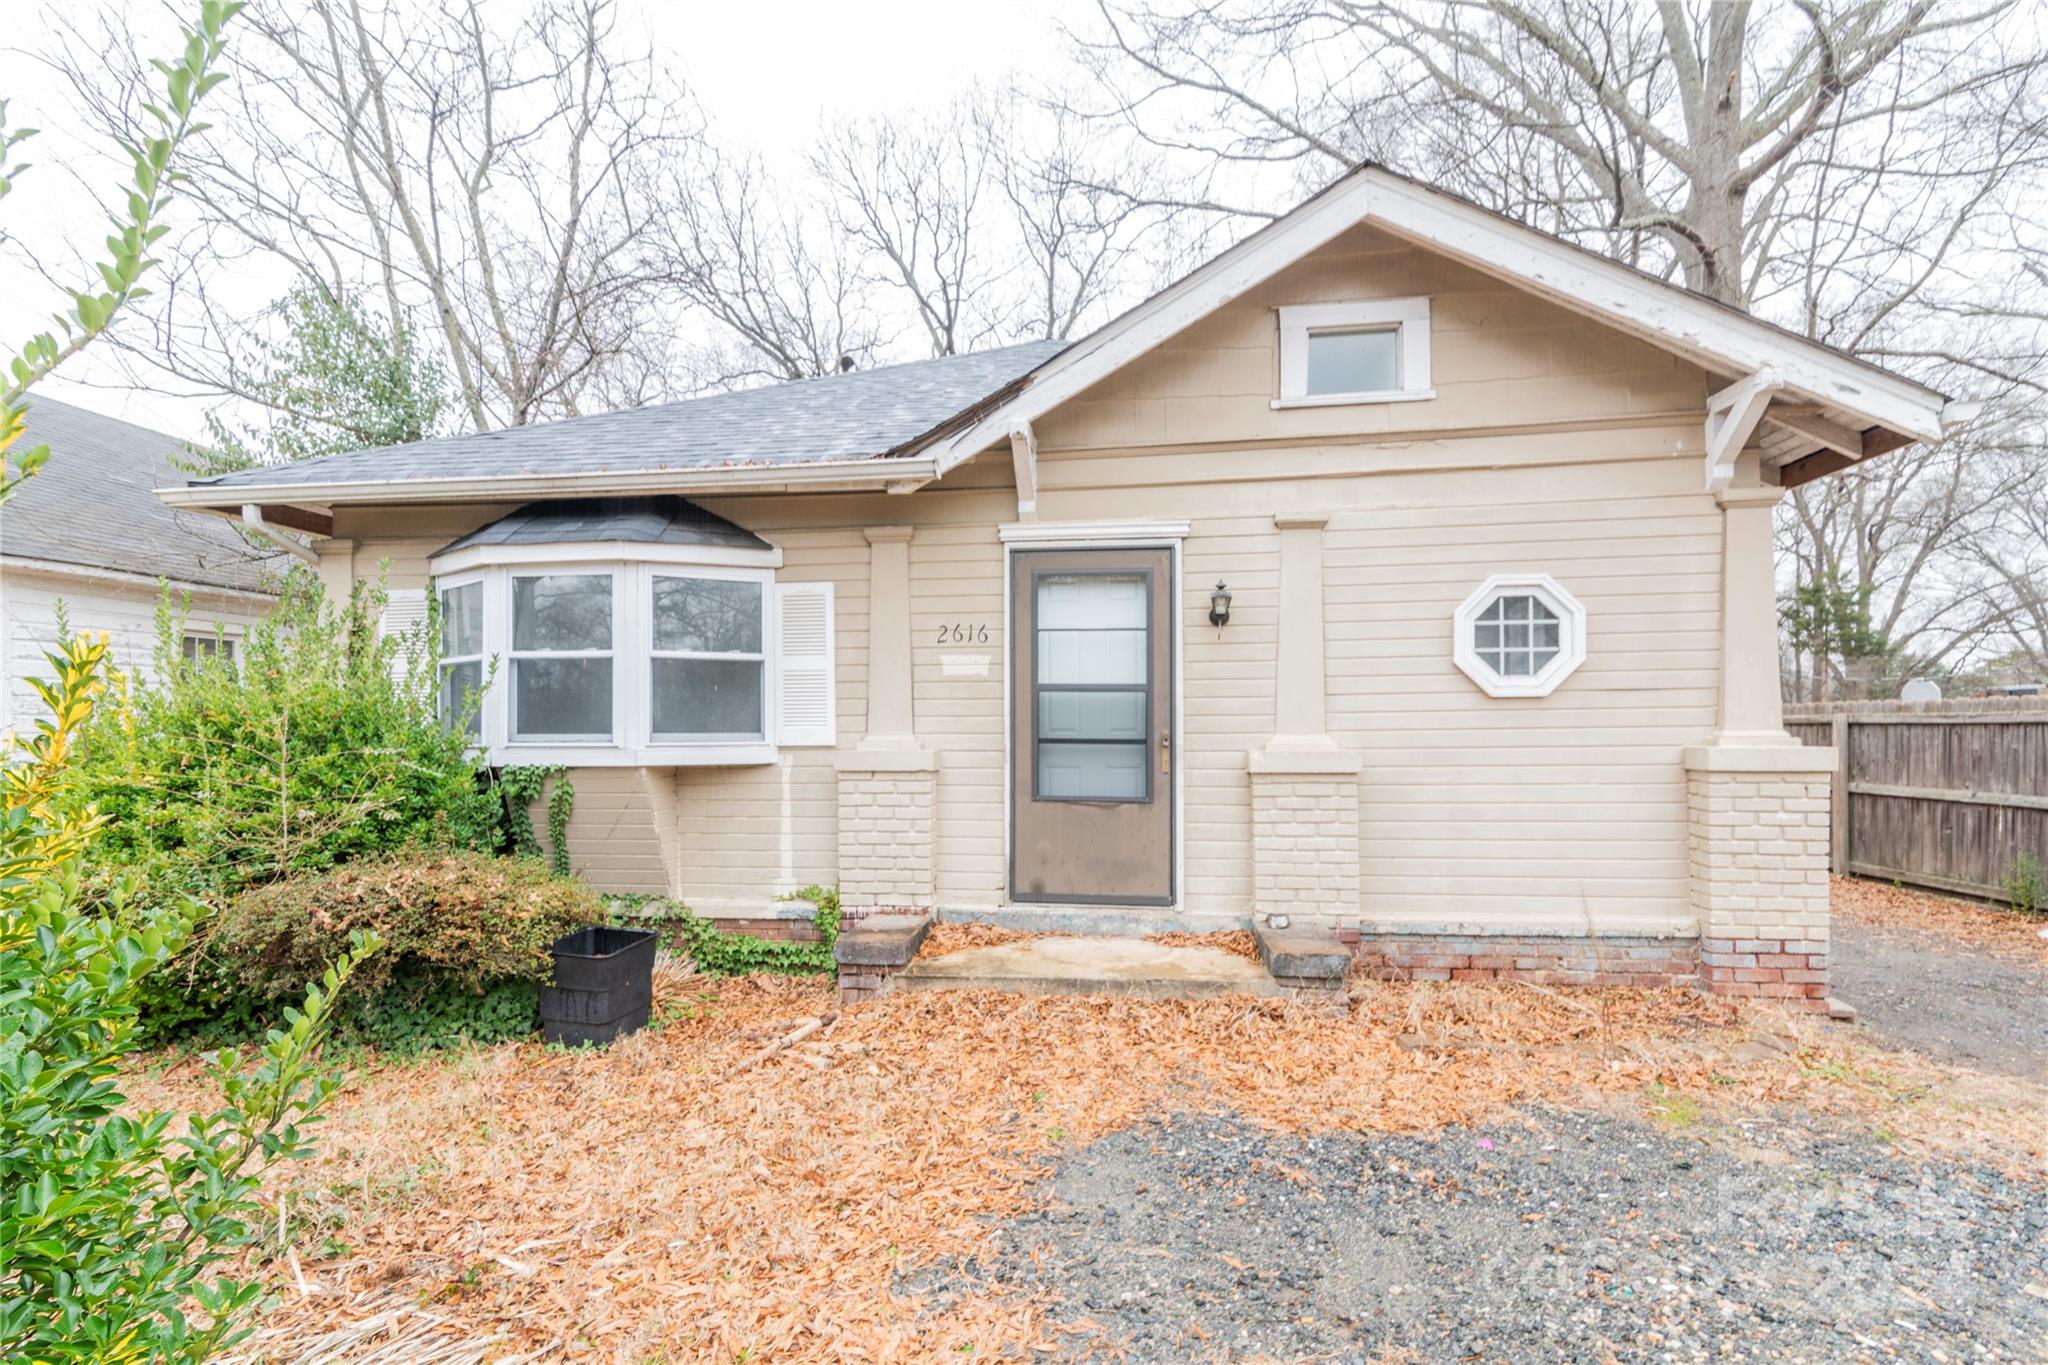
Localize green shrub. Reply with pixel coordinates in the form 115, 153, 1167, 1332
209, 851, 599, 1003
69, 569, 501, 911
2006, 852, 2044, 917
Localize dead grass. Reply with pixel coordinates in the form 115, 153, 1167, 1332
125, 970, 2046, 1364
1832, 874, 2048, 962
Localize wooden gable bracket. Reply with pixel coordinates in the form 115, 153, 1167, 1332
1008, 421, 1038, 521
1704, 369, 1786, 491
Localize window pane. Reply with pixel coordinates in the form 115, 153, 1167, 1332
651, 658, 763, 738
1038, 741, 1147, 800
1500, 650, 1533, 677
181, 633, 231, 661
1039, 688, 1146, 740
1037, 574, 1148, 686
1305, 327, 1399, 395
513, 657, 613, 738
441, 582, 483, 657
441, 660, 483, 737
512, 574, 612, 651
653, 577, 762, 654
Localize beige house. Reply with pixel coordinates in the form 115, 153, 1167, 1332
160, 166, 1959, 1006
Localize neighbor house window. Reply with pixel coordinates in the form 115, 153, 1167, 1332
438, 579, 484, 737
181, 632, 235, 663
510, 573, 615, 741
1452, 574, 1587, 699
650, 575, 765, 740
1275, 297, 1432, 408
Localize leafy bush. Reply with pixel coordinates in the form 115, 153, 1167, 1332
70, 570, 500, 910
209, 851, 599, 1003
2, 636, 380, 1363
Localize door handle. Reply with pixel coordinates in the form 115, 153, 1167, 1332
1160, 729, 1171, 775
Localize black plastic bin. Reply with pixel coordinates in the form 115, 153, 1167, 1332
541, 925, 658, 1046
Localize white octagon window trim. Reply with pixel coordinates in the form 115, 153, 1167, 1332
1273, 297, 1433, 409
428, 547, 825, 766
1453, 573, 1587, 699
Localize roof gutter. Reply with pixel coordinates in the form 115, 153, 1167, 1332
157, 453, 942, 513
242, 505, 320, 565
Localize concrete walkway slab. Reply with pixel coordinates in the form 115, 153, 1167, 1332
898, 936, 1281, 1000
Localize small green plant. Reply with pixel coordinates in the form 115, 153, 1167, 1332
609, 885, 841, 976
1646, 1084, 1702, 1129
499, 764, 574, 875
2003, 852, 2044, 917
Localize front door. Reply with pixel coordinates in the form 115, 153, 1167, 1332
1010, 547, 1174, 904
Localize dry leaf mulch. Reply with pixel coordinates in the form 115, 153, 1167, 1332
133, 974, 2046, 1364
1832, 874, 2048, 961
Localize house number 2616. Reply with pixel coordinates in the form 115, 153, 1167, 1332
936, 623, 989, 644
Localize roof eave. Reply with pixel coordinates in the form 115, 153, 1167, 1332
157, 453, 942, 514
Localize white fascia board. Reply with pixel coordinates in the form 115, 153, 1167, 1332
935, 173, 1385, 474
429, 540, 783, 575
933, 167, 1947, 474
155, 454, 942, 511
1360, 175, 1947, 442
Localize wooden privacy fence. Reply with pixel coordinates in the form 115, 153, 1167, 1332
1784, 699, 2048, 902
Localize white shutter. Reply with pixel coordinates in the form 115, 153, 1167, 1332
774, 581, 835, 746
379, 588, 430, 687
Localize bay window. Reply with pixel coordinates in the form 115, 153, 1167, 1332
439, 579, 484, 737
425, 529, 830, 765
510, 573, 615, 741
650, 575, 765, 740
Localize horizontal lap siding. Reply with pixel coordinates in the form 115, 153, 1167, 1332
1324, 486, 1717, 931
1182, 519, 1280, 913
1, 570, 272, 738
910, 522, 1008, 906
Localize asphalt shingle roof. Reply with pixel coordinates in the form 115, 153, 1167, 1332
189, 341, 1069, 493
437, 497, 771, 556
3, 397, 280, 593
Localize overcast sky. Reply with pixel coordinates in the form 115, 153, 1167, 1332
1, 0, 1095, 436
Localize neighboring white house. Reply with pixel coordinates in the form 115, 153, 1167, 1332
1, 397, 280, 737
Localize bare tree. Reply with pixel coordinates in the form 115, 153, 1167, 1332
58, 0, 695, 430
1080, 0, 2048, 690
811, 100, 1013, 357
651, 146, 883, 387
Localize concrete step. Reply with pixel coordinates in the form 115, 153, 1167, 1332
896, 936, 1281, 1000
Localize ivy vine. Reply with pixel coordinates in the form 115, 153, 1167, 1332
607, 885, 841, 976
498, 764, 574, 876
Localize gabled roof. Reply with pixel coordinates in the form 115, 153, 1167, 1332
158, 164, 1959, 518
436, 497, 770, 557
164, 342, 1065, 508
2, 397, 279, 594
932, 164, 1956, 484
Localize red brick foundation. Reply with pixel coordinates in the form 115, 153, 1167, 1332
1336, 930, 1699, 989
1698, 936, 1829, 1005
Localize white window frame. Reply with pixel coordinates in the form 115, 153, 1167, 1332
180, 629, 239, 663
426, 540, 797, 767
508, 568, 620, 746
1453, 573, 1587, 699
646, 568, 770, 744
1273, 297, 1433, 409
436, 574, 487, 739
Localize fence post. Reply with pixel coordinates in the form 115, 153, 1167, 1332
1829, 714, 1850, 873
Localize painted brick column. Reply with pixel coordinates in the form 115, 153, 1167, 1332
835, 526, 937, 915
1250, 514, 1361, 930
1685, 473, 1835, 1009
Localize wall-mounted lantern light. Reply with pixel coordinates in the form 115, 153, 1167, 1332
1208, 580, 1232, 627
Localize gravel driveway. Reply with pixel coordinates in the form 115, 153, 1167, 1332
912, 1108, 2048, 1363
1831, 915, 2048, 1082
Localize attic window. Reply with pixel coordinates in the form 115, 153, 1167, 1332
1275, 298, 1433, 408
